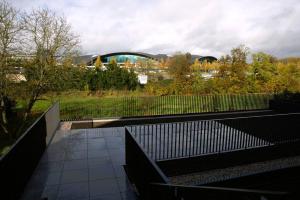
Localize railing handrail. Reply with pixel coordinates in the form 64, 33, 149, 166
127, 112, 300, 129
0, 101, 59, 161
111, 93, 274, 98
150, 182, 289, 196
60, 93, 273, 120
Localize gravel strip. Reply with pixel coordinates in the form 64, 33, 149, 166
169, 155, 300, 185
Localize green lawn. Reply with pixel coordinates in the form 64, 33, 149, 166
1, 92, 272, 156
31, 92, 273, 120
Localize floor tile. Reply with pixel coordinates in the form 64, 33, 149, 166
89, 164, 116, 180
58, 182, 89, 200
88, 157, 112, 168
41, 185, 59, 200
88, 149, 109, 158
61, 169, 88, 184
89, 179, 120, 198
65, 150, 88, 160
91, 192, 122, 200
88, 140, 107, 150
37, 161, 64, 173
117, 178, 133, 192
44, 171, 61, 186
41, 151, 65, 163
65, 143, 88, 151
63, 159, 88, 170
113, 165, 127, 178
121, 191, 138, 200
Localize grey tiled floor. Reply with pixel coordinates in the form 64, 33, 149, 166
21, 127, 138, 200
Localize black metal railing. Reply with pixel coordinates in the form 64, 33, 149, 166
0, 102, 60, 200
60, 93, 273, 120
125, 114, 299, 200
128, 113, 300, 161
149, 183, 290, 200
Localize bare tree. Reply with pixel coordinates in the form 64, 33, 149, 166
21, 8, 80, 117
0, 1, 22, 135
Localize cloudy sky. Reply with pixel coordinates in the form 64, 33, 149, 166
11, 0, 300, 58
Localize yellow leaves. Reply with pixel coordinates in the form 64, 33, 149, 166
94, 55, 102, 69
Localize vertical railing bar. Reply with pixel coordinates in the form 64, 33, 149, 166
175, 122, 178, 158
170, 123, 173, 159
159, 124, 161, 160
146, 124, 149, 154
178, 122, 182, 158
193, 121, 197, 156
188, 122, 192, 157
182, 122, 185, 157
139, 125, 141, 144
143, 124, 146, 149
167, 123, 170, 159
202, 120, 206, 154
238, 120, 242, 149
199, 121, 203, 154
163, 124, 166, 159
209, 120, 213, 153
211, 120, 215, 153
220, 120, 225, 152
155, 124, 158, 160
184, 122, 188, 157
151, 124, 154, 160
215, 121, 220, 153
230, 119, 235, 150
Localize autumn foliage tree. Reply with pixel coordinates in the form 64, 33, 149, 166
21, 8, 80, 118
0, 1, 22, 136
94, 55, 102, 70
168, 53, 193, 94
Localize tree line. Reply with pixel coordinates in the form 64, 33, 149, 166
145, 46, 300, 96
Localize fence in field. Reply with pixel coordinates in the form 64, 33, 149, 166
60, 93, 273, 120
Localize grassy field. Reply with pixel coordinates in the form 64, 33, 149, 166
31, 92, 273, 120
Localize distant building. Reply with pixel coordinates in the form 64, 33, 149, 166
138, 74, 148, 84
74, 52, 217, 67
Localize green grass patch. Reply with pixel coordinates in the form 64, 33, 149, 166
30, 92, 273, 120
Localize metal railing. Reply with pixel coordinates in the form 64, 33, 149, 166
125, 113, 300, 200
128, 113, 300, 161
60, 93, 273, 120
149, 183, 290, 200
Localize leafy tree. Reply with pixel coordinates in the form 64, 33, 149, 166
276, 62, 300, 93
0, 1, 22, 136
250, 52, 277, 92
168, 53, 193, 94
88, 58, 138, 91
94, 55, 102, 70
21, 8, 80, 118
229, 45, 249, 92
191, 59, 201, 72
124, 60, 133, 70
168, 53, 191, 81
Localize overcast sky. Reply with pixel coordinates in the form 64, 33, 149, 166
11, 0, 300, 58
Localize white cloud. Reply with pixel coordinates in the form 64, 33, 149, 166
10, 0, 300, 58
